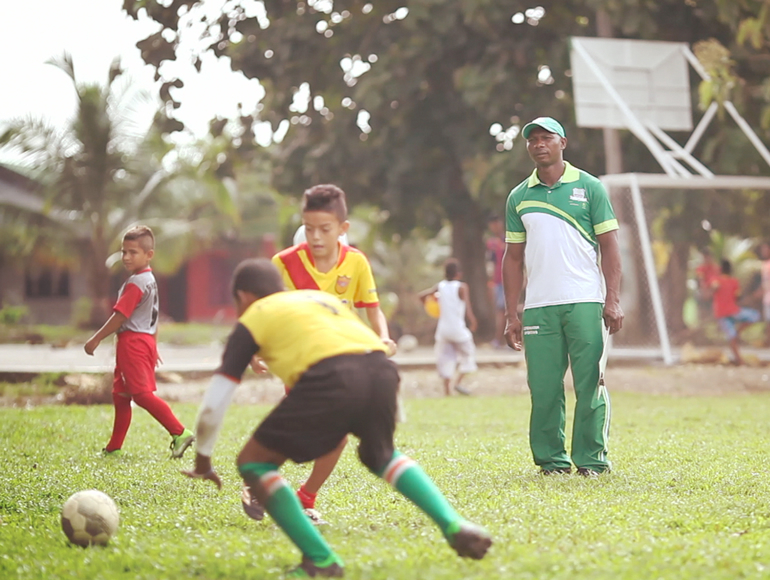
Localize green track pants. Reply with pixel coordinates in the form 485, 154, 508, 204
522, 302, 611, 472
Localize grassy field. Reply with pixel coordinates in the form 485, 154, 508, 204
0, 322, 232, 346
2, 392, 770, 579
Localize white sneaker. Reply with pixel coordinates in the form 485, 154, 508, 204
454, 384, 472, 396
303, 508, 329, 526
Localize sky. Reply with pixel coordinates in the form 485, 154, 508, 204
0, 0, 267, 148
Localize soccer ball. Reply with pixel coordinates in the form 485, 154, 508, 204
423, 294, 440, 319
397, 334, 419, 353
61, 490, 119, 547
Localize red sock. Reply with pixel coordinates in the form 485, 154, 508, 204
106, 393, 132, 451
132, 392, 184, 436
297, 485, 317, 509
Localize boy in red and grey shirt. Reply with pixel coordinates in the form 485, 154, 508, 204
85, 226, 194, 457
712, 259, 760, 365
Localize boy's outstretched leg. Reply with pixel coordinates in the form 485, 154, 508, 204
238, 439, 344, 578
367, 449, 491, 560
131, 391, 193, 457
104, 392, 132, 454
297, 436, 348, 525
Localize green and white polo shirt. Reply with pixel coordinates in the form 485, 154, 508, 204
505, 161, 618, 310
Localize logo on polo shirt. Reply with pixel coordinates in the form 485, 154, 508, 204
335, 275, 351, 294
570, 188, 587, 202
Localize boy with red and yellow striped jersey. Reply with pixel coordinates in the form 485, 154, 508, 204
182, 259, 490, 578
263, 184, 395, 524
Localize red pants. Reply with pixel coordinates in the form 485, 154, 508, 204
114, 332, 157, 395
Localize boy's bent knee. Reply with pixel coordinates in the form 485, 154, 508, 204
358, 443, 394, 475
237, 437, 286, 469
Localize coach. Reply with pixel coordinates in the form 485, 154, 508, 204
502, 117, 623, 476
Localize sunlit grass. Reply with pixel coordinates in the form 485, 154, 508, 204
0, 322, 232, 346
2, 393, 770, 579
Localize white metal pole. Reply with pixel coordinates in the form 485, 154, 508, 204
681, 46, 711, 81
723, 101, 770, 169
684, 102, 718, 154
646, 123, 714, 177
629, 174, 674, 365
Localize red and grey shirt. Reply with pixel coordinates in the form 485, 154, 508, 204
114, 268, 159, 335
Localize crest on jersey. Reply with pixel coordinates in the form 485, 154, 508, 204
335, 275, 351, 294
570, 188, 587, 202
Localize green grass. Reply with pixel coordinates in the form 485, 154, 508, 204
0, 322, 231, 346
158, 322, 232, 346
2, 393, 770, 579
0, 373, 66, 398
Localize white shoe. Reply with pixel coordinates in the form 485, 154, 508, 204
454, 384, 472, 396
303, 508, 329, 526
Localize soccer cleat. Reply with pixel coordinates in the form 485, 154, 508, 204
169, 428, 195, 459
454, 384, 472, 396
241, 485, 265, 521
446, 521, 492, 560
101, 448, 123, 457
540, 467, 571, 475
287, 555, 345, 578
577, 467, 601, 477
303, 508, 329, 526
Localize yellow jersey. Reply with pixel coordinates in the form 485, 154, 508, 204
272, 242, 380, 309
239, 290, 387, 388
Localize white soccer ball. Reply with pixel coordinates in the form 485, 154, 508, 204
61, 490, 119, 547
397, 334, 419, 353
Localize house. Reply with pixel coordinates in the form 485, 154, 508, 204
0, 164, 91, 325
0, 164, 279, 326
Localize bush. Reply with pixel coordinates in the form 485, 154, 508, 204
0, 305, 29, 325
70, 297, 93, 329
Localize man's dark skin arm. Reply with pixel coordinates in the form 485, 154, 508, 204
502, 242, 526, 350
597, 230, 624, 334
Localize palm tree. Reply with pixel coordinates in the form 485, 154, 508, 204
0, 54, 172, 326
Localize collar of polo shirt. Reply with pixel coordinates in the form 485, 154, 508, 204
527, 161, 581, 188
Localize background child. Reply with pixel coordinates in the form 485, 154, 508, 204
256, 183, 396, 524
419, 258, 478, 396
182, 258, 491, 577
760, 242, 770, 346
84, 226, 194, 458
711, 259, 760, 365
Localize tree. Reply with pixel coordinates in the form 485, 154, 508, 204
125, 0, 600, 338
0, 54, 180, 326
127, 0, 770, 340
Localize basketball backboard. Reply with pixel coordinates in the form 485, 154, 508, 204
570, 37, 692, 131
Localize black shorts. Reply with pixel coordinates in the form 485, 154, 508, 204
254, 351, 399, 471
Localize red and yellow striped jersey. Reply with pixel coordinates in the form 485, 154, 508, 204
271, 242, 380, 309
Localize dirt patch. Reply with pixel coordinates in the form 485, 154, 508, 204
3, 363, 770, 408
149, 363, 770, 403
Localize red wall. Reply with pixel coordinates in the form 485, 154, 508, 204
185, 251, 237, 322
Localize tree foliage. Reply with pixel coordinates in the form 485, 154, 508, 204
126, 0, 770, 338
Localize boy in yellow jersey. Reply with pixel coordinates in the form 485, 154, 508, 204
182, 259, 491, 578
265, 184, 396, 525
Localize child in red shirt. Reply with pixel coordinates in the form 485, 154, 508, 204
712, 259, 760, 365
85, 226, 194, 457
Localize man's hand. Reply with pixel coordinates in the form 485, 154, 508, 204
181, 453, 222, 490
504, 316, 523, 351
383, 338, 397, 357
155, 350, 163, 368
250, 356, 269, 374
84, 337, 100, 356
603, 300, 624, 335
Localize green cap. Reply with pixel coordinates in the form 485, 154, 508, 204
522, 117, 565, 139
